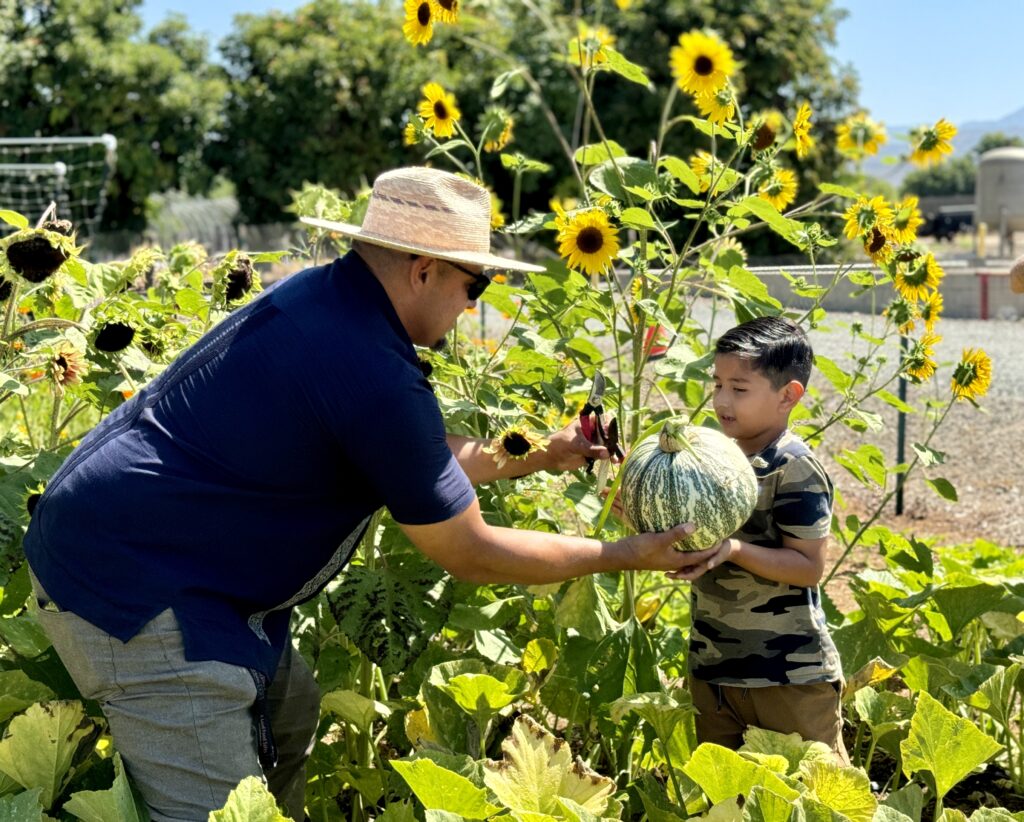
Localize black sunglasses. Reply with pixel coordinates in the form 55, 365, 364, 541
445, 260, 492, 300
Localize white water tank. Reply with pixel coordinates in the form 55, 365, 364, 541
976, 147, 1024, 233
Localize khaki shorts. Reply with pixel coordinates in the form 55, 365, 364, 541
690, 677, 850, 765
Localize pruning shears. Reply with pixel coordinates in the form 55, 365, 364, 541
579, 370, 624, 493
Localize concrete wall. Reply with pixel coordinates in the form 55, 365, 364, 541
749, 262, 1024, 320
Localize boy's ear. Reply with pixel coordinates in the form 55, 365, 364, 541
780, 379, 805, 409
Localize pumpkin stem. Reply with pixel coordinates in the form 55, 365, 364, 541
659, 419, 696, 454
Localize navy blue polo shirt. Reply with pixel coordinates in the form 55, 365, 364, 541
24, 252, 476, 677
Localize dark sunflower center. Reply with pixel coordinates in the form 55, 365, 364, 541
438, 0, 456, 9
576, 226, 605, 255
94, 322, 136, 353
503, 432, 531, 456
6, 236, 67, 283
867, 228, 886, 254
433, 101, 448, 120
417, 2, 431, 25
694, 55, 714, 76
752, 123, 775, 151
55, 355, 68, 372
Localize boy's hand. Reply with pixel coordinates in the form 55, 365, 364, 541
621, 524, 720, 573
666, 538, 737, 581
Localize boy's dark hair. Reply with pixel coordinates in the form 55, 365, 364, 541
715, 316, 813, 388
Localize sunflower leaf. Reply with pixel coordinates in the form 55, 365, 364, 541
574, 142, 626, 166
598, 48, 649, 86
0, 211, 28, 230
924, 477, 957, 501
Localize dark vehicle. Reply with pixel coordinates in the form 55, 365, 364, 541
922, 203, 975, 241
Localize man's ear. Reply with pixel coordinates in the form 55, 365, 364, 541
780, 379, 805, 410
407, 255, 434, 293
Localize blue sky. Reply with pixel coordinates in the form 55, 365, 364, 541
139, 0, 1024, 127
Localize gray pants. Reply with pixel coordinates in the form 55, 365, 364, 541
29, 571, 320, 821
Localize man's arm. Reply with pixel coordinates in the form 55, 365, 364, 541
399, 498, 716, 585
448, 419, 609, 485
667, 534, 827, 587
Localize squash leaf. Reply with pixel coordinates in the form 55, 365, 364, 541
483, 716, 615, 817
63, 753, 145, 822
209, 776, 289, 821
0, 701, 96, 809
900, 691, 1003, 800
391, 758, 501, 820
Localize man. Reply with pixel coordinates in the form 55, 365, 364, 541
24, 167, 713, 820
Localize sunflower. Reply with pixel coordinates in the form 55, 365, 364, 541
484, 425, 549, 470
891, 196, 924, 244
403, 121, 422, 146
433, 0, 459, 24
884, 297, 917, 335
402, 0, 434, 46
694, 85, 735, 125
893, 253, 943, 302
481, 107, 514, 153
418, 82, 461, 139
792, 102, 815, 158
570, 23, 615, 70
904, 331, 941, 382
489, 191, 505, 230
862, 225, 894, 265
758, 167, 798, 211
669, 30, 736, 97
919, 289, 943, 332
951, 348, 992, 401
842, 195, 893, 240
689, 149, 725, 193
557, 210, 620, 276
52, 344, 87, 387
750, 120, 777, 152
910, 118, 957, 167
614, 0, 633, 8
836, 113, 887, 159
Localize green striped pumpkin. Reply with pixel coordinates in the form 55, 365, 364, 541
619, 420, 758, 551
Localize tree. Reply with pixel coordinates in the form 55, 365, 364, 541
0, 1, 225, 231
210, 0, 859, 228
972, 131, 1024, 157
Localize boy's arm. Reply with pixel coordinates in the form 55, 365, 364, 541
667, 533, 827, 587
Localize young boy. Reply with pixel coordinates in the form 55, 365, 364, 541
669, 316, 849, 763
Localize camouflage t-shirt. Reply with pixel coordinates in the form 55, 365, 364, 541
688, 429, 842, 686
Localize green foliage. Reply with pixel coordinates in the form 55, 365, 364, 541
0, 1, 226, 230
901, 156, 976, 197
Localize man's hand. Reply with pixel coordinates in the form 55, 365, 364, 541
620, 523, 721, 574
544, 418, 609, 472
666, 537, 737, 581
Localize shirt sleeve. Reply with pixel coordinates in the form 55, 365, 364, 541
340, 373, 476, 526
772, 454, 833, 540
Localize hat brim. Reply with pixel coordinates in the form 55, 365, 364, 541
300, 216, 545, 273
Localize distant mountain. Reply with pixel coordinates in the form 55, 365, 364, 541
859, 105, 1024, 188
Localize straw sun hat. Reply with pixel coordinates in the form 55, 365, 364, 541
300, 167, 544, 273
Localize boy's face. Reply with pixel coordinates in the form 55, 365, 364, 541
712, 353, 803, 454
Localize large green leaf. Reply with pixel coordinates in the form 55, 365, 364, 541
392, 759, 499, 819
63, 754, 144, 822
482, 716, 615, 817
554, 576, 618, 641
743, 786, 795, 822
971, 663, 1022, 729
443, 671, 528, 718
799, 760, 876, 822
741, 728, 833, 775
930, 583, 1006, 636
321, 689, 390, 732
588, 157, 659, 203
0, 701, 96, 809
735, 196, 804, 247
0, 671, 54, 723
683, 743, 798, 805
881, 782, 924, 822
327, 552, 453, 676
0, 787, 48, 822
609, 692, 694, 754
599, 47, 650, 86
209, 776, 289, 821
900, 691, 1003, 800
